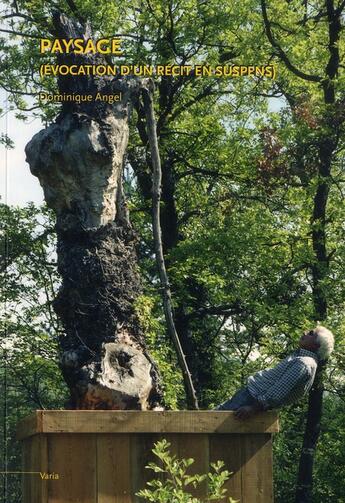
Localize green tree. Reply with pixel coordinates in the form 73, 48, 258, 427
0, 204, 66, 502
257, 1, 345, 500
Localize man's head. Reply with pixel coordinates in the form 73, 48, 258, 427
299, 326, 334, 360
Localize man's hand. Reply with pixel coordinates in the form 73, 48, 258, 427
234, 405, 258, 420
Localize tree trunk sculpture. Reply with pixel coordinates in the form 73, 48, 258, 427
25, 12, 163, 410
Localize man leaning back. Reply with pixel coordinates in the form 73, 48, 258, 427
215, 326, 334, 419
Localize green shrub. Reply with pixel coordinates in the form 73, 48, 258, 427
136, 439, 238, 503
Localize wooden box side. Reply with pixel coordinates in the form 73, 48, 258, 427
22, 434, 48, 503
20, 429, 275, 503
17, 411, 279, 437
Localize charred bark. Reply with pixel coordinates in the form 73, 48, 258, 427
25, 12, 163, 410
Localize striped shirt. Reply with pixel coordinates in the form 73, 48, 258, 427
247, 349, 318, 410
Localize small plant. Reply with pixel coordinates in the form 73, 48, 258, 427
136, 439, 239, 503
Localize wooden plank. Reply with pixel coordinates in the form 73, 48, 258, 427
97, 434, 131, 503
241, 434, 273, 503
17, 411, 43, 440
209, 434, 242, 503
22, 434, 48, 503
174, 433, 209, 499
131, 434, 161, 503
48, 433, 97, 503
17, 411, 278, 437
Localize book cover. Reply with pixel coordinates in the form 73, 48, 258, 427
1, 1, 343, 502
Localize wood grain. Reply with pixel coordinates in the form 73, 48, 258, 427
131, 433, 159, 503
48, 433, 96, 503
97, 434, 131, 503
174, 433, 209, 499
209, 434, 243, 503
17, 411, 279, 438
19, 412, 277, 502
22, 434, 48, 503
241, 434, 273, 503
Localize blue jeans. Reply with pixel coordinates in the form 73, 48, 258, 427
215, 387, 256, 411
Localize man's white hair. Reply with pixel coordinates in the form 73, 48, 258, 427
314, 326, 334, 360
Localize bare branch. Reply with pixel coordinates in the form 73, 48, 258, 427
0, 82, 39, 96
1, 12, 36, 22
0, 27, 41, 39
186, 303, 243, 320
142, 81, 199, 410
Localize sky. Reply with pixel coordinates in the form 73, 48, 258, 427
0, 0, 44, 207
0, 89, 44, 207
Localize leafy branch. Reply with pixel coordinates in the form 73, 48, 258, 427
136, 439, 238, 503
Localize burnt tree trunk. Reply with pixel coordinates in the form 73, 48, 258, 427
25, 12, 163, 410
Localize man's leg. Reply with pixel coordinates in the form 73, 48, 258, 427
215, 387, 256, 411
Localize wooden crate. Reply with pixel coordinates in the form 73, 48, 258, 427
17, 411, 279, 503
